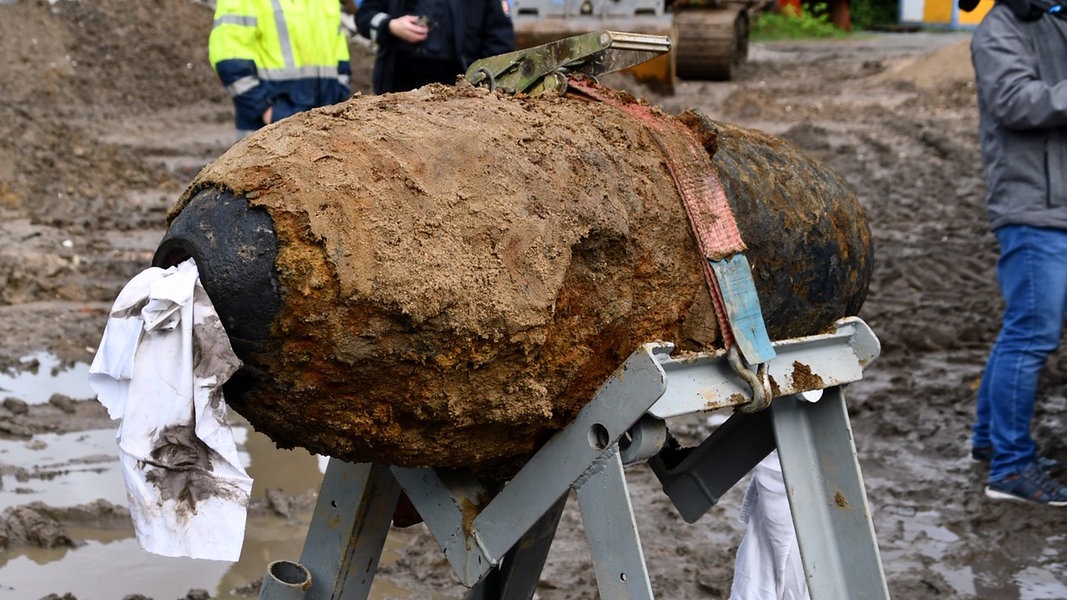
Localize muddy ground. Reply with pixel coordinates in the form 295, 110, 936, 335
1, 0, 1065, 598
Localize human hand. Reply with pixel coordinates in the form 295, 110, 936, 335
389, 15, 429, 44
262, 106, 273, 125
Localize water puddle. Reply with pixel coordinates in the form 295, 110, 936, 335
872, 492, 1067, 599
0, 355, 456, 599
0, 353, 91, 405
0, 428, 125, 508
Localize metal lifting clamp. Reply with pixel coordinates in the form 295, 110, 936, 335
464, 30, 672, 96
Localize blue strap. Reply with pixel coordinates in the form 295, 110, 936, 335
708, 254, 777, 364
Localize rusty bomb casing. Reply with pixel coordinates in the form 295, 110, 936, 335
154, 84, 871, 474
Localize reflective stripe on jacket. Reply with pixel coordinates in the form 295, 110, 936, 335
210, 0, 352, 131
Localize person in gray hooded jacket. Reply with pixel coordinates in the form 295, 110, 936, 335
970, 0, 1067, 505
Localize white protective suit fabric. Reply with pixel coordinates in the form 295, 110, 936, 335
89, 259, 253, 561
729, 450, 810, 600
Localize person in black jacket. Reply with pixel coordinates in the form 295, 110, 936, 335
356, 0, 514, 94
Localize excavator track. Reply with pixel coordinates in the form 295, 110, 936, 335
674, 6, 750, 82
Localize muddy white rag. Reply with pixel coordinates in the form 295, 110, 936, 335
88, 259, 253, 562
729, 450, 811, 600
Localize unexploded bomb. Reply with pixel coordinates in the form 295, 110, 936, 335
154, 84, 871, 473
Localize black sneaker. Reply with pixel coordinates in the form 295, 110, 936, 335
986, 463, 1067, 506
971, 445, 1064, 475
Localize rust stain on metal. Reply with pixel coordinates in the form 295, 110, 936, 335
790, 361, 824, 392
768, 374, 781, 398
460, 492, 492, 537
834, 491, 849, 509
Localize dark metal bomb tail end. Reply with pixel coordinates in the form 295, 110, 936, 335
153, 187, 282, 358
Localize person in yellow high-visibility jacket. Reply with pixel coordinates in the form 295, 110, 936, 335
209, 0, 352, 139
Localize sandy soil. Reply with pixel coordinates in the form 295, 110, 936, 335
3, 0, 1067, 598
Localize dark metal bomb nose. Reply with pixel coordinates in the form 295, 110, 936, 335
152, 187, 281, 357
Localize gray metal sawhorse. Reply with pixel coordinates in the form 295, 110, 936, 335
258, 317, 890, 600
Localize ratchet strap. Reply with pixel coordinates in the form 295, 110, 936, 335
567, 78, 776, 366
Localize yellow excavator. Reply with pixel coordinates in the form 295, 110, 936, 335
509, 0, 774, 93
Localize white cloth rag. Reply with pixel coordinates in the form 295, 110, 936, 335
729, 450, 811, 600
89, 259, 253, 561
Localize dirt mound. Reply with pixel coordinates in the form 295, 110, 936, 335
0, 0, 375, 224
873, 39, 975, 90
0, 0, 224, 115
0, 0, 220, 230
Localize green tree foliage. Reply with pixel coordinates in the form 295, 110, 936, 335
752, 3, 846, 40
751, 0, 900, 40
851, 0, 901, 29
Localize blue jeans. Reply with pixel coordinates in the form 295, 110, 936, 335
973, 225, 1067, 482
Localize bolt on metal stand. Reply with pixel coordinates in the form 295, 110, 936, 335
258, 317, 890, 600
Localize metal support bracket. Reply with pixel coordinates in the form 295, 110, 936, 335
393, 340, 669, 587
646, 316, 879, 419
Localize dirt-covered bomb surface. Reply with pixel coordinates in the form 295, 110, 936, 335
160, 83, 869, 472
3, 0, 1067, 598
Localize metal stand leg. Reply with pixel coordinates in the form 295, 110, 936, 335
391, 343, 669, 589
772, 388, 890, 600
467, 494, 567, 600
259, 560, 312, 600
298, 460, 401, 600
575, 449, 654, 599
